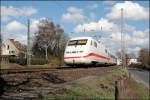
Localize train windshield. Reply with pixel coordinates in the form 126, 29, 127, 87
68, 39, 88, 46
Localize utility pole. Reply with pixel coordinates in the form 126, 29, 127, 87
27, 19, 31, 66
121, 8, 126, 68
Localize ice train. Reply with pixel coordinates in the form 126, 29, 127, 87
64, 37, 117, 66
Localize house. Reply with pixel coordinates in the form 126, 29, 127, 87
117, 59, 122, 65
1, 39, 26, 57
128, 58, 139, 65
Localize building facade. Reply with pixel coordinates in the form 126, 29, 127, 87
128, 58, 139, 65
1, 39, 26, 57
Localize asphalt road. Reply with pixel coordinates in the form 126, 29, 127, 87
129, 68, 149, 88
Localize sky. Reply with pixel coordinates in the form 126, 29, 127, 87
1, 0, 149, 56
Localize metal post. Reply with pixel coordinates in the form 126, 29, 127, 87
0, 26, 1, 70
121, 8, 126, 68
0, 28, 2, 72
27, 19, 31, 66
115, 81, 119, 100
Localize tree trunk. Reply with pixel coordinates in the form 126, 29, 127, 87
45, 47, 48, 61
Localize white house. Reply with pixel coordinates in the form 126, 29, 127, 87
117, 59, 122, 65
1, 39, 26, 56
128, 58, 139, 65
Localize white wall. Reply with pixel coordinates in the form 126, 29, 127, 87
128, 59, 138, 65
117, 59, 121, 65
1, 40, 19, 56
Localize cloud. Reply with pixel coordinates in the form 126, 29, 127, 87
14, 34, 27, 45
1, 6, 38, 22
127, 46, 141, 56
67, 7, 83, 14
129, 46, 141, 52
30, 19, 40, 34
74, 18, 118, 33
62, 7, 86, 23
110, 29, 149, 47
1, 20, 27, 44
30, 17, 51, 34
2, 18, 50, 44
2, 20, 27, 34
106, 1, 149, 20
133, 30, 147, 38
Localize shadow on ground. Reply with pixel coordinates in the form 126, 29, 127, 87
42, 73, 66, 84
0, 77, 7, 97
57, 64, 113, 69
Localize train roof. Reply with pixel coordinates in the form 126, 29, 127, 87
69, 37, 93, 40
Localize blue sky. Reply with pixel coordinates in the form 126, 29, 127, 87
1, 0, 149, 55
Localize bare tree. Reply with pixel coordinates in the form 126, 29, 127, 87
138, 48, 149, 67
116, 51, 122, 59
128, 53, 136, 58
33, 19, 66, 61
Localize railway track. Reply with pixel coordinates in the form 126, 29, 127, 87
0, 67, 57, 74
0, 65, 118, 74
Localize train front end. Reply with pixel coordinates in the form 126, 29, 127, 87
64, 38, 90, 65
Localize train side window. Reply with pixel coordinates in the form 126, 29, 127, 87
94, 42, 97, 48
105, 49, 107, 53
91, 40, 92, 46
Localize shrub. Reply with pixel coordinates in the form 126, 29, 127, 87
9, 57, 48, 65
48, 57, 62, 66
9, 57, 27, 65
128, 63, 150, 70
31, 58, 48, 65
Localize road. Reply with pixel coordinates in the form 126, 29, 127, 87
129, 68, 149, 88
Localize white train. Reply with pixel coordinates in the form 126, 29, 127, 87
64, 37, 117, 66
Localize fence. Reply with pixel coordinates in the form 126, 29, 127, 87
1, 55, 9, 64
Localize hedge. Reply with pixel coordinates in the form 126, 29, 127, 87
9, 57, 48, 65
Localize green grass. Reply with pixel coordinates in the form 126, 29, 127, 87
135, 82, 149, 99
1, 63, 10, 69
46, 67, 129, 99
39, 67, 149, 99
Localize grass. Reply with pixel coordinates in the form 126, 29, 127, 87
46, 66, 149, 99
0, 63, 24, 69
26, 57, 62, 68
46, 66, 129, 99
134, 82, 149, 99
1, 63, 10, 69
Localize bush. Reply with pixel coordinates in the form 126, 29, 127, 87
31, 58, 48, 65
9, 57, 27, 65
48, 57, 61, 66
9, 57, 48, 65
128, 63, 150, 70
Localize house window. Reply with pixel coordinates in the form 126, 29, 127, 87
7, 45, 9, 50
12, 51, 15, 54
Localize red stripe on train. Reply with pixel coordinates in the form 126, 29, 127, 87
64, 53, 110, 60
